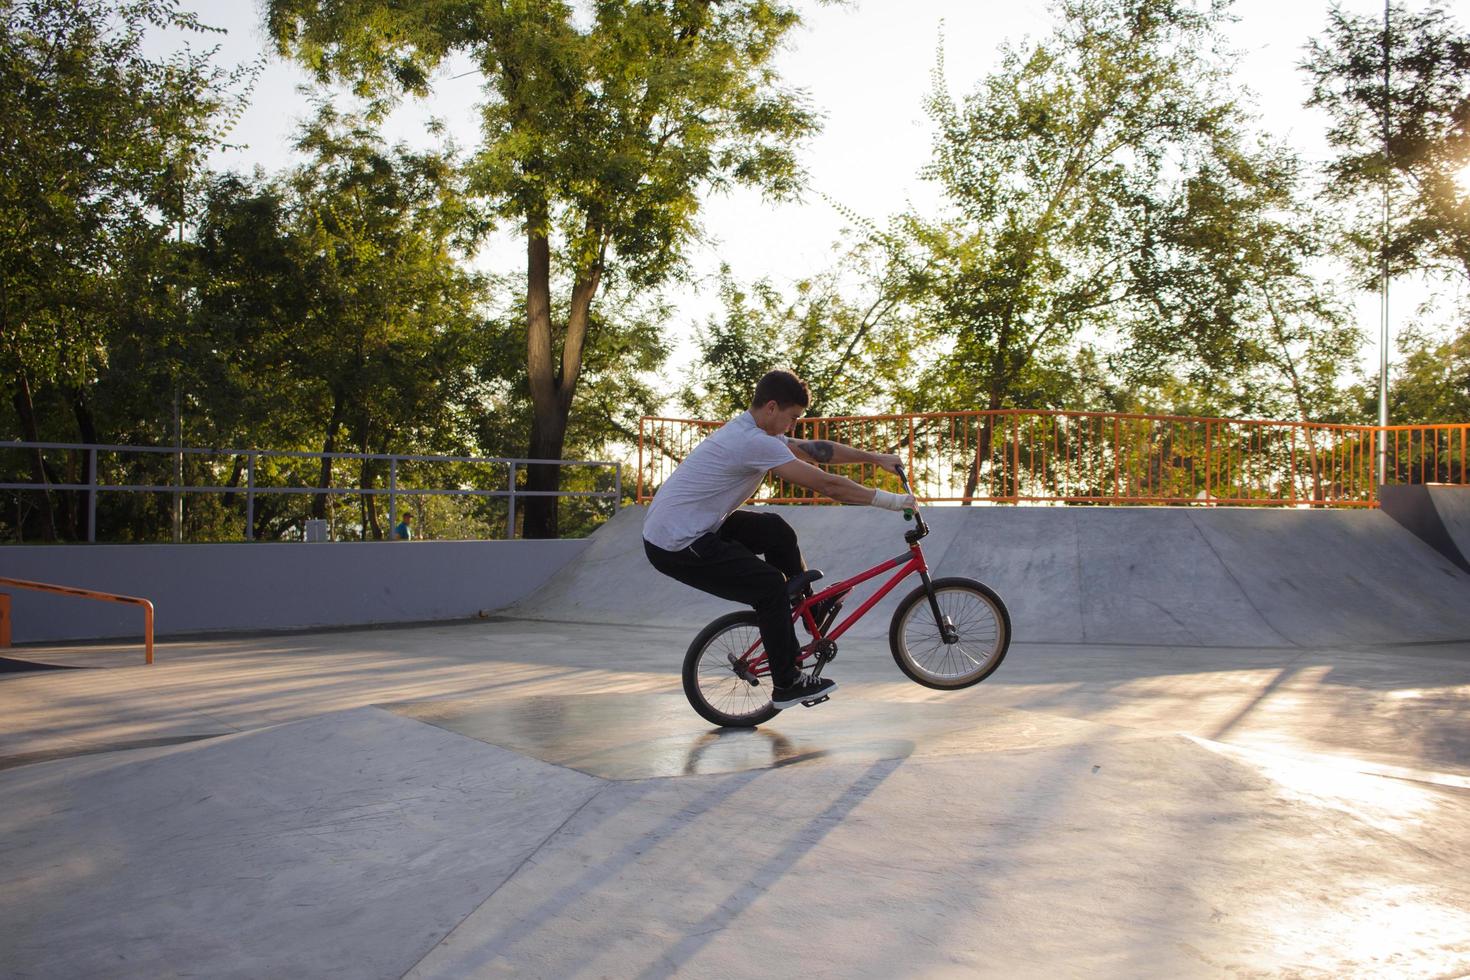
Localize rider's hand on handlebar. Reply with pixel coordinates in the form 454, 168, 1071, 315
874, 453, 904, 476
872, 488, 917, 513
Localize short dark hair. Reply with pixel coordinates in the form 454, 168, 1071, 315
750, 370, 810, 410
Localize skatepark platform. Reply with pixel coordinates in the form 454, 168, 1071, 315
2, 504, 1469, 977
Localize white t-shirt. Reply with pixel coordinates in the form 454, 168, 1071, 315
642, 411, 796, 551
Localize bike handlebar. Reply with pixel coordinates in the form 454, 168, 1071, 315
893, 463, 928, 539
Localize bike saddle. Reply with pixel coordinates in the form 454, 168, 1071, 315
785, 569, 823, 599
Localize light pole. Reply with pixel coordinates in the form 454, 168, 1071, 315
1377, 0, 1391, 490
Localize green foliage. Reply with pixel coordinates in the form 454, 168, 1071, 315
268, 0, 817, 278
0, 0, 257, 539
885, 0, 1364, 433
1305, 2, 1470, 286
897, 0, 1248, 415
679, 241, 911, 419
266, 0, 818, 535
0, 0, 255, 393
1386, 322, 1470, 423
283, 108, 488, 440
1124, 143, 1367, 423
471, 279, 673, 453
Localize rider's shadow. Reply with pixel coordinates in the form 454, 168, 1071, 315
681, 728, 816, 775
680, 724, 916, 776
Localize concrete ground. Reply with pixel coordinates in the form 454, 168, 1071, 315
3, 618, 1470, 978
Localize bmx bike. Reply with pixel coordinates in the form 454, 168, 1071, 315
681, 465, 1011, 727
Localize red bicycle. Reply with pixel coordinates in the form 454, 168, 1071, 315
681, 466, 1011, 727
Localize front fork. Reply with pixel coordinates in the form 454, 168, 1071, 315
918, 568, 959, 644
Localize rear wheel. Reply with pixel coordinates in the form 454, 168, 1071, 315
683, 611, 780, 727
889, 577, 1010, 689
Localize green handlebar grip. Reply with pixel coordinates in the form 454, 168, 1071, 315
903, 508, 914, 521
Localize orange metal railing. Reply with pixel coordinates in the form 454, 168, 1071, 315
637, 411, 1470, 507
0, 577, 155, 664
1381, 423, 1470, 486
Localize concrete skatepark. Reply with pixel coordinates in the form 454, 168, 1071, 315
3, 495, 1470, 977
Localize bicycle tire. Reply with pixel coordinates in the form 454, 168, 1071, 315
682, 610, 781, 727
888, 577, 1010, 690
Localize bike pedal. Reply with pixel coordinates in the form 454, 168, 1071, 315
800, 695, 830, 707
728, 653, 759, 685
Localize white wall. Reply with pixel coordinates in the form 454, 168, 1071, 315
0, 540, 590, 643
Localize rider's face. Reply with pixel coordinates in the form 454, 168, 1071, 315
754, 400, 806, 436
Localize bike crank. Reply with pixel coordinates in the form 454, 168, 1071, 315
806, 638, 838, 680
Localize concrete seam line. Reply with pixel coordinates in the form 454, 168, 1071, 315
1186, 511, 1297, 649
396, 784, 608, 980
1073, 508, 1089, 643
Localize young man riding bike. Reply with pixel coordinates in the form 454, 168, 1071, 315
642, 370, 916, 710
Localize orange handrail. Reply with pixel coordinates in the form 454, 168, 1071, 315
0, 577, 154, 664
637, 411, 1470, 508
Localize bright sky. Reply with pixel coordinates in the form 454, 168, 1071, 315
171, 0, 1414, 379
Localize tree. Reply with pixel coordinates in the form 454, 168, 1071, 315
1304, 2, 1470, 286
680, 241, 910, 419
1386, 322, 1470, 423
897, 0, 1274, 497
464, 275, 670, 535
0, 0, 254, 538
1123, 144, 1366, 427
85, 116, 491, 543
266, 0, 819, 536
280, 109, 488, 527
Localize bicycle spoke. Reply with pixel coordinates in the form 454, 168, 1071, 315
897, 584, 1004, 684
690, 623, 772, 724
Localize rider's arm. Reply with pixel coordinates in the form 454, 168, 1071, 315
786, 438, 901, 474
771, 459, 911, 508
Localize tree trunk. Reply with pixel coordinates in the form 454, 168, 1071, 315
1264, 291, 1325, 501
12, 371, 57, 541
71, 386, 98, 539
521, 223, 603, 539
314, 393, 344, 521
360, 432, 381, 541
963, 387, 1006, 503
221, 455, 244, 509
523, 410, 569, 538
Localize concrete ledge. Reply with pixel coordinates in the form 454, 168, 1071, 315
0, 539, 590, 643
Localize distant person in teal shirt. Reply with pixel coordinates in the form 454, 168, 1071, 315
392, 511, 413, 541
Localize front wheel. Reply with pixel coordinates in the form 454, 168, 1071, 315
889, 577, 1010, 689
683, 611, 780, 728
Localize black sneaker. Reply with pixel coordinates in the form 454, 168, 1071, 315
771, 673, 838, 709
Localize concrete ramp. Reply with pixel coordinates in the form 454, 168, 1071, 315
1380, 484, 1470, 574
1438, 486, 1470, 559
505, 504, 1470, 648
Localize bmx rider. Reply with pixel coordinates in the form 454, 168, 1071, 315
642, 370, 915, 709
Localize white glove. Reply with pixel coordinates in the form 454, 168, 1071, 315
871, 489, 916, 512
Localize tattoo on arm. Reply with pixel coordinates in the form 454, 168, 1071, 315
796, 440, 836, 464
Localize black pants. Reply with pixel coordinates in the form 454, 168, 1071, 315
644, 510, 806, 688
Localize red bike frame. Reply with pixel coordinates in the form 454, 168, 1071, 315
737, 538, 931, 677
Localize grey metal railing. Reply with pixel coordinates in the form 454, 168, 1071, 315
1, 442, 621, 542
